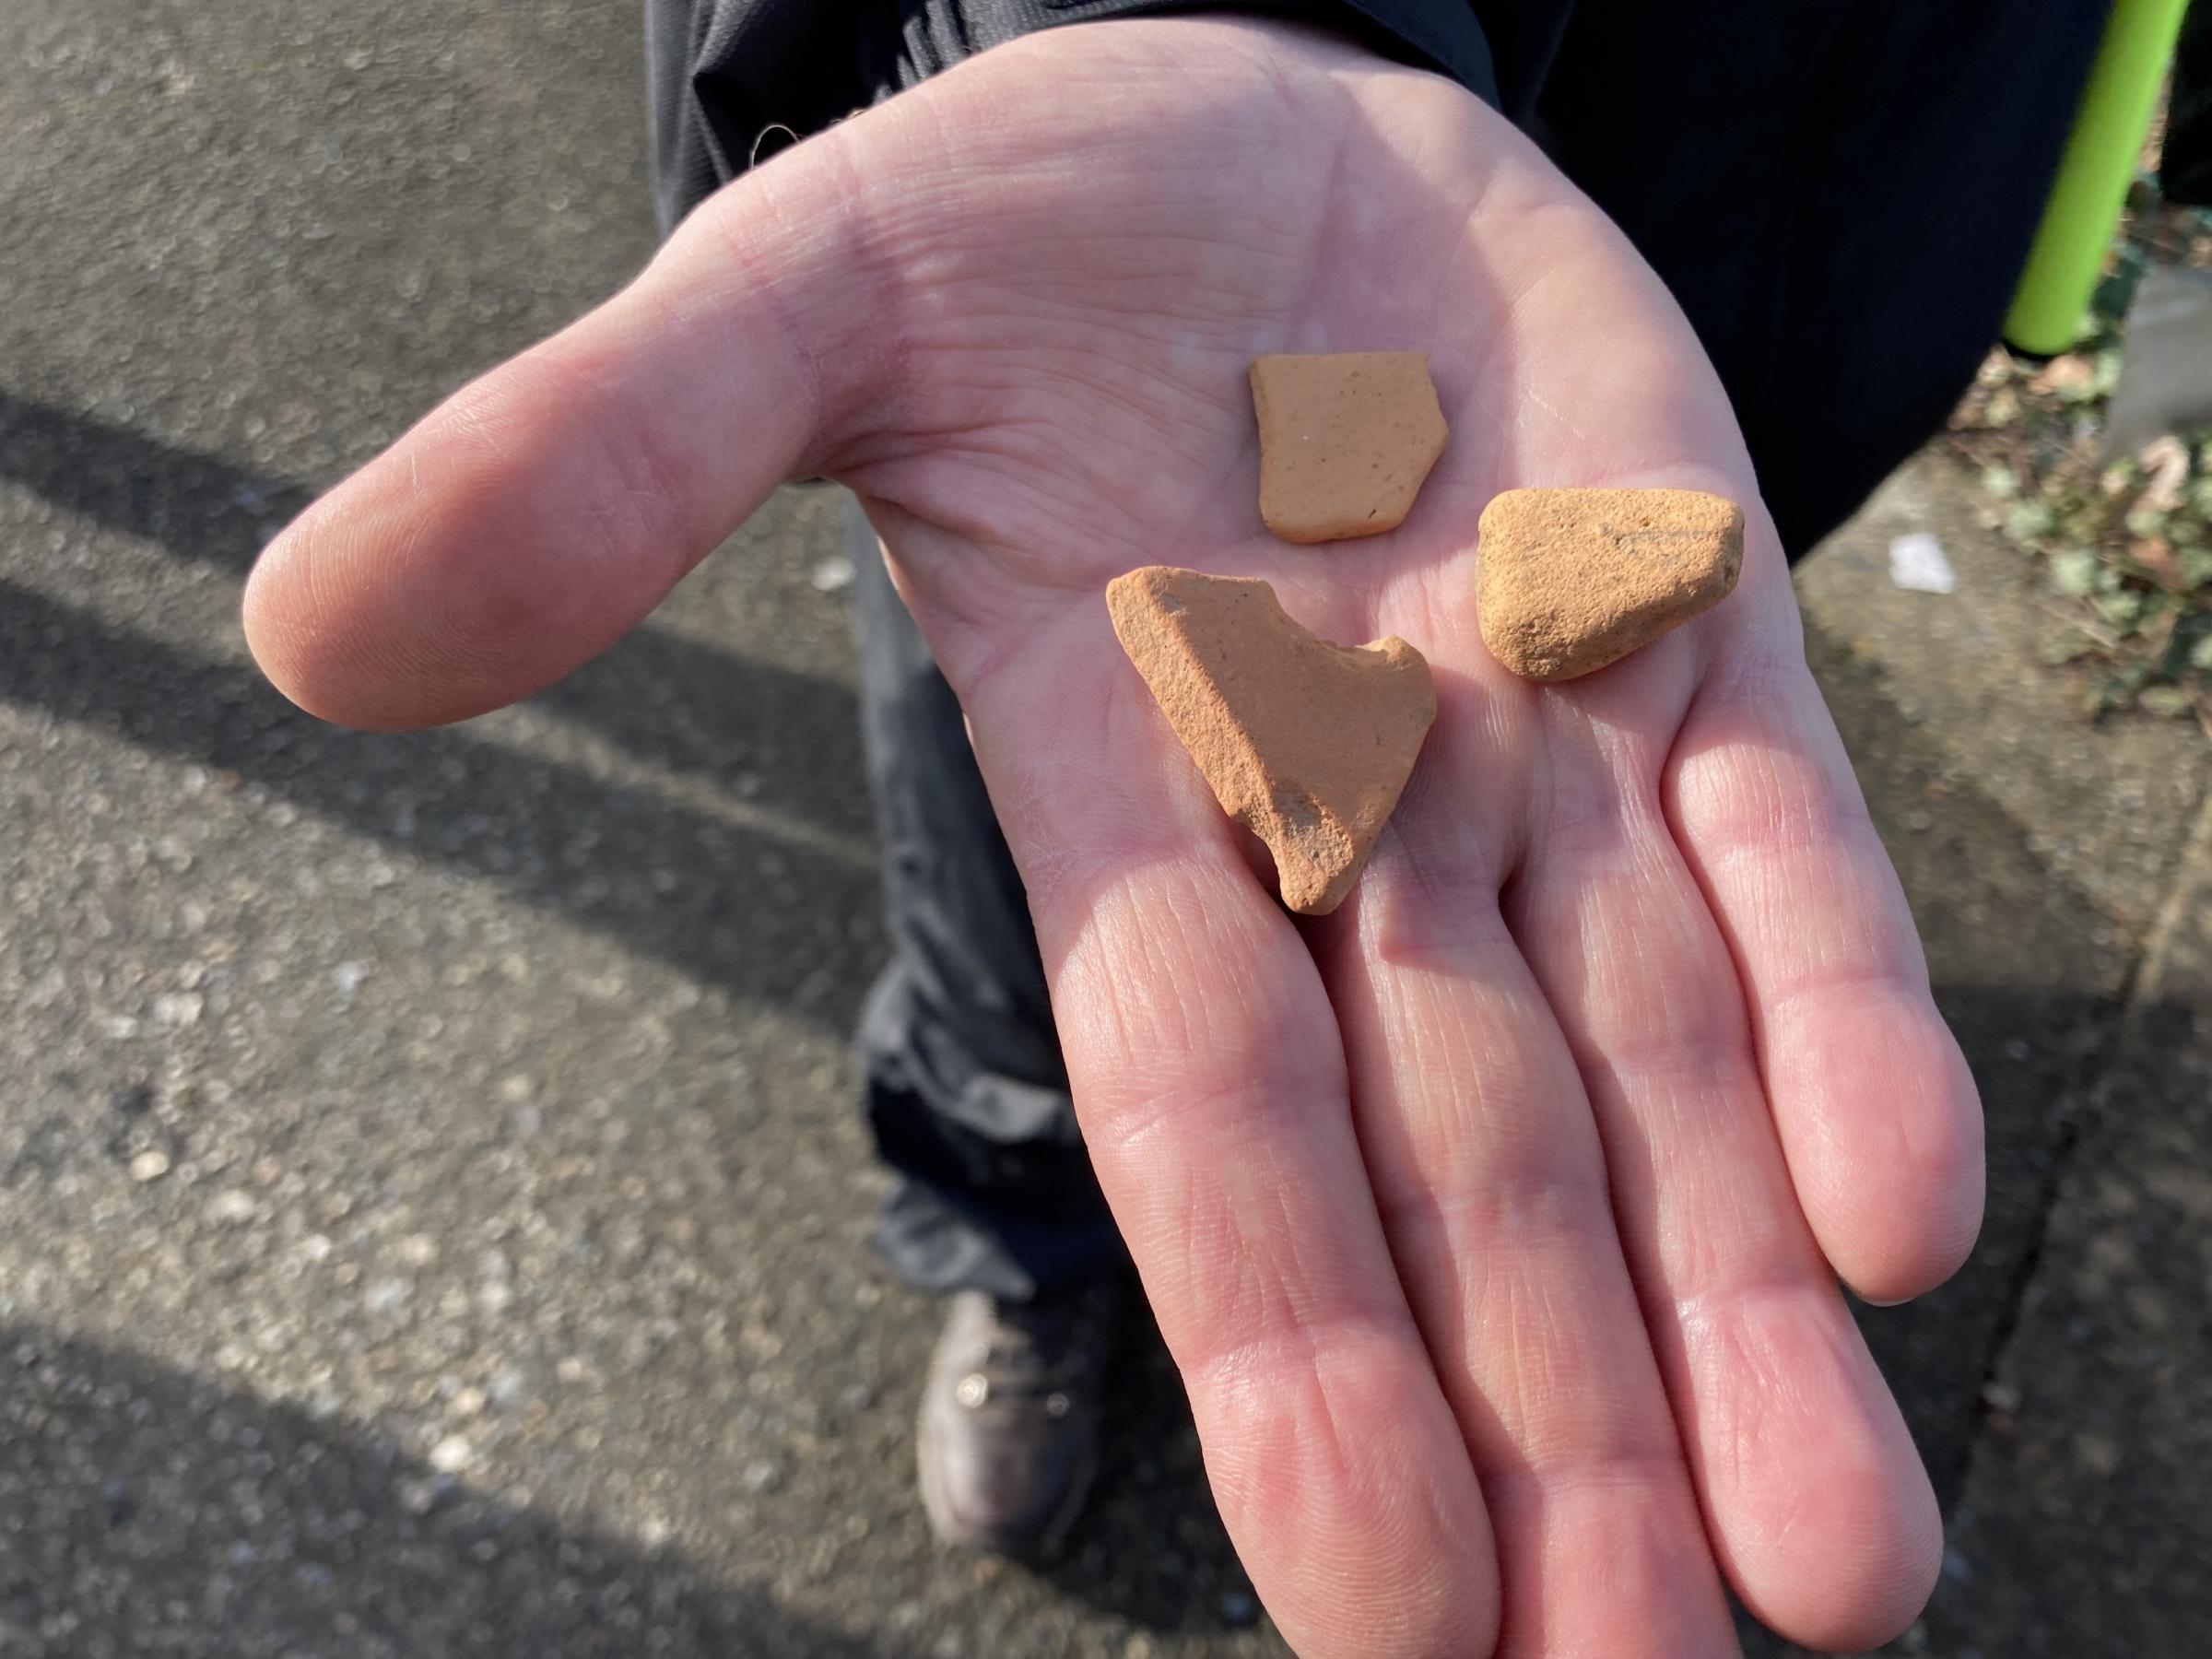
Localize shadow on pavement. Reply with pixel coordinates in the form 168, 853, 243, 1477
0, 390, 312, 575
2, 975, 2147, 1658
536, 627, 875, 846
0, 577, 876, 1024
0, 389, 874, 842
1, 382, 883, 1030
1798, 610, 2128, 1499
0, 1321, 878, 1659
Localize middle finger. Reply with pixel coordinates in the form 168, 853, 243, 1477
1313, 667, 1736, 1657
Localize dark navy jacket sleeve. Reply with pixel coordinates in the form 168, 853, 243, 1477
647, 1, 1499, 232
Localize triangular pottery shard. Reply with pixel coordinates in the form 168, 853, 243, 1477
1477, 486, 1746, 681
1105, 567, 1436, 915
1251, 353, 1449, 544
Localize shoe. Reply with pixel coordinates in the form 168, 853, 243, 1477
915, 1285, 1117, 1559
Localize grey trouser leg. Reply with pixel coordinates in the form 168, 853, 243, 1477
846, 499, 1124, 1301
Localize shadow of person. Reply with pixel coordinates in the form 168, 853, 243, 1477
0, 1322, 877, 1659
0, 390, 874, 846
0, 576, 877, 1026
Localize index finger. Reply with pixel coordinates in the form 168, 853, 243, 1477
943, 581, 1500, 1659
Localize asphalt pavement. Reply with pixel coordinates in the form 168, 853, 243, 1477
4, 5, 2209, 1657
1, 5, 1265, 1654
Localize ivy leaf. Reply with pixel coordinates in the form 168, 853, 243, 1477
2006, 500, 2056, 543
2046, 630, 2102, 665
2085, 677, 2135, 716
2094, 590, 2146, 631
2052, 548, 2102, 596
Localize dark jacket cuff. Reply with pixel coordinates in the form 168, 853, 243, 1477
928, 3, 1497, 107
650, 0, 1499, 232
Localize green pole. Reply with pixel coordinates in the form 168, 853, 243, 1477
2004, 0, 2192, 356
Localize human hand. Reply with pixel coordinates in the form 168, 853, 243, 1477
244, 19, 1981, 1654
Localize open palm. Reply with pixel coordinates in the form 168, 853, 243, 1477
245, 19, 1983, 1656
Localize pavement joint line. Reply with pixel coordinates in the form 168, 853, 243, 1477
2129, 783, 2212, 1008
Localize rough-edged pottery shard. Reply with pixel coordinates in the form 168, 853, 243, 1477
1106, 566, 1436, 914
1477, 486, 1745, 680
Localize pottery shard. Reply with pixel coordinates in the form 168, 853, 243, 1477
1477, 487, 1746, 681
1106, 566, 1436, 915
1250, 353, 1448, 545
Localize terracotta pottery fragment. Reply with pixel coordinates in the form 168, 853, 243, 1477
1106, 566, 1435, 914
1250, 353, 1448, 544
1477, 486, 1745, 680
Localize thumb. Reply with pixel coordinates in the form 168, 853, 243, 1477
242, 135, 885, 729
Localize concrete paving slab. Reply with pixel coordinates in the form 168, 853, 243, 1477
1793, 459, 2209, 1498
1797, 458, 2211, 942
1744, 469, 2212, 1655
1920, 798, 2212, 1658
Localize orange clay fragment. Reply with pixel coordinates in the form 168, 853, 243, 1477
1106, 566, 1436, 915
1477, 486, 1746, 681
1250, 353, 1449, 544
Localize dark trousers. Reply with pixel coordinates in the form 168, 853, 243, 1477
847, 502, 1124, 1300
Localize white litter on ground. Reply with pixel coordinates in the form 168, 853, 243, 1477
1888, 532, 1957, 594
